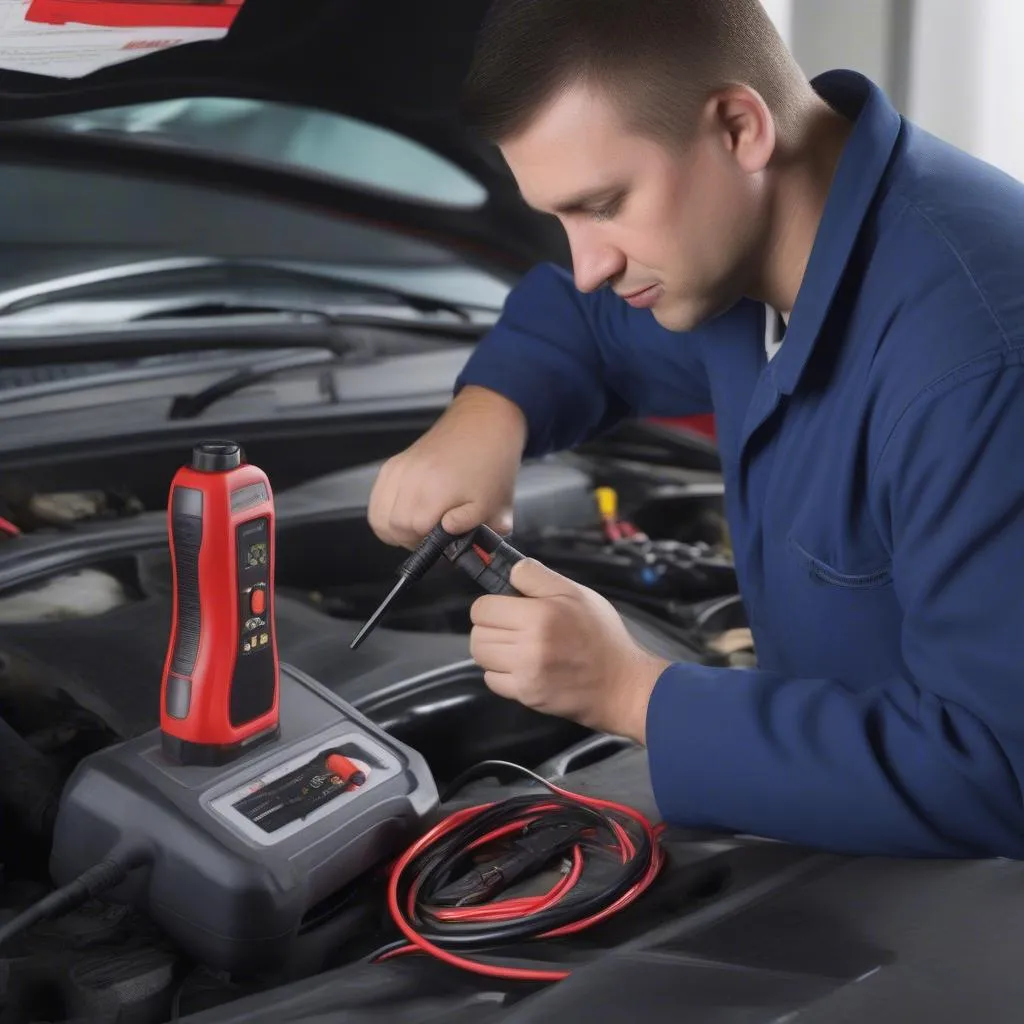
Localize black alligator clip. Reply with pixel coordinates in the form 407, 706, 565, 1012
432, 822, 580, 908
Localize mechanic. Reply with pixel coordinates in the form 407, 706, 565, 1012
367, 0, 1024, 859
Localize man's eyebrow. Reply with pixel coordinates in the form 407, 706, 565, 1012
549, 186, 625, 215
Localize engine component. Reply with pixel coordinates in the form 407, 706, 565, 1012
161, 440, 280, 766
0, 915, 180, 1024
48, 663, 438, 975
0, 568, 130, 623
0, 476, 143, 533
533, 526, 736, 603
0, 711, 62, 850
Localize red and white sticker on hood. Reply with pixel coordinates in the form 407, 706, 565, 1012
0, 0, 246, 78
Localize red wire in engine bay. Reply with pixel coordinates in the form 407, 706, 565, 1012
374, 760, 666, 982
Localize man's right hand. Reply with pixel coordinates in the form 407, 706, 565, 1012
367, 385, 528, 549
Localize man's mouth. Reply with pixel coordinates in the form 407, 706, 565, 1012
619, 284, 662, 309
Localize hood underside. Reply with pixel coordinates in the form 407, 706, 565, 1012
0, 0, 569, 273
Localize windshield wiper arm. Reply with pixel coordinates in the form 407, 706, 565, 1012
0, 256, 479, 323
0, 311, 483, 367
167, 349, 341, 420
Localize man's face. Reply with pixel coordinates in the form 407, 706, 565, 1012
500, 82, 768, 332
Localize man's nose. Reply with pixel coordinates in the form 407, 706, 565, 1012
568, 229, 625, 293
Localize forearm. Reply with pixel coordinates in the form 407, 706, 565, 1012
644, 661, 1024, 858
446, 384, 528, 453
455, 266, 626, 457
455, 262, 715, 457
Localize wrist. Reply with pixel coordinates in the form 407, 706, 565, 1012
611, 650, 672, 745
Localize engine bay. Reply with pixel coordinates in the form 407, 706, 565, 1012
0, 427, 756, 1022
0, 432, 1020, 1024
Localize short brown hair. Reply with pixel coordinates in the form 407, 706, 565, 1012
461, 0, 807, 147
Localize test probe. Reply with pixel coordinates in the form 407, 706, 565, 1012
350, 522, 525, 649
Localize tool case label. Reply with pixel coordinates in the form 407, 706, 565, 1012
0, 0, 245, 77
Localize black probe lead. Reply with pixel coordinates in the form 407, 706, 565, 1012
376, 759, 666, 981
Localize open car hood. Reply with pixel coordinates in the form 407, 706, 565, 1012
0, 0, 569, 275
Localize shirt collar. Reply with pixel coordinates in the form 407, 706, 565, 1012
769, 70, 903, 396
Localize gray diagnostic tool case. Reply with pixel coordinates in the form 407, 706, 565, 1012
48, 664, 439, 973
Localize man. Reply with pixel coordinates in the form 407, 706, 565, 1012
368, 0, 1024, 858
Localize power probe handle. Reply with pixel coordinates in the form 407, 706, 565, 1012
403, 523, 458, 582
349, 523, 525, 650
444, 524, 524, 597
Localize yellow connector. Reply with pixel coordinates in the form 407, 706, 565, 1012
595, 486, 618, 519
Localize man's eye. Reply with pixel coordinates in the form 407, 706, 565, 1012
591, 199, 622, 222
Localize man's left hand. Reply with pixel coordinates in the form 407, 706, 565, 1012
469, 559, 671, 743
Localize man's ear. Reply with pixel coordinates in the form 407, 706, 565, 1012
703, 85, 776, 174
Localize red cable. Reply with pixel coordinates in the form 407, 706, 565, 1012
382, 781, 665, 982
0, 517, 20, 537
432, 846, 585, 923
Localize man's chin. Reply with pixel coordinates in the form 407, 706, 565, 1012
652, 295, 734, 333
651, 303, 705, 334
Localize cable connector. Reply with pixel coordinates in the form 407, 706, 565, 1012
433, 822, 579, 907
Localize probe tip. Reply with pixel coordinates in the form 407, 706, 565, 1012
349, 576, 409, 650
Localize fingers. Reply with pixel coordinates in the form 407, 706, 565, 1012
367, 458, 473, 549
470, 593, 536, 630
508, 558, 574, 598
483, 670, 518, 701
470, 562, 572, 625
470, 625, 517, 646
368, 457, 431, 549
366, 458, 397, 545
441, 501, 490, 537
470, 627, 519, 673
442, 500, 514, 538
368, 461, 501, 551
485, 506, 514, 536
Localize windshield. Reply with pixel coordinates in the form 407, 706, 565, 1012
0, 117, 511, 331
0, 96, 512, 399
34, 96, 489, 209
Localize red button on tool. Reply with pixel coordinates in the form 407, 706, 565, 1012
327, 753, 366, 787
250, 587, 266, 615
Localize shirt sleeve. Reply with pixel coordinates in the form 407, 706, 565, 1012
454, 262, 714, 458
646, 359, 1024, 858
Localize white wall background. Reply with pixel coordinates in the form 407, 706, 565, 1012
759, 0, 793, 40
907, 0, 1024, 183
765, 0, 1024, 185
791, 0, 892, 84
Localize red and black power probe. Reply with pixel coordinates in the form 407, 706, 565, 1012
160, 441, 281, 765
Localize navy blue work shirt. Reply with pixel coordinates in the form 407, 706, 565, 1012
455, 70, 1024, 858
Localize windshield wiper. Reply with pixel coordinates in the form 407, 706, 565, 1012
167, 349, 340, 420
0, 256, 481, 324
0, 311, 484, 367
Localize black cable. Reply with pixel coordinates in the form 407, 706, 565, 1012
0, 850, 146, 951
380, 759, 663, 976
401, 799, 651, 949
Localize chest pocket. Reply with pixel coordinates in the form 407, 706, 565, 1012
764, 530, 900, 683
786, 535, 893, 590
